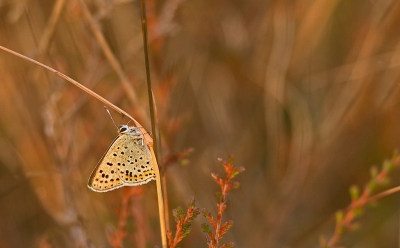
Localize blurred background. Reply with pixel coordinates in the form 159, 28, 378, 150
1, 0, 400, 247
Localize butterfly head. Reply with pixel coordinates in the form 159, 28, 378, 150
118, 125, 141, 135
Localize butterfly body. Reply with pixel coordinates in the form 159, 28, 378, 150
88, 125, 156, 192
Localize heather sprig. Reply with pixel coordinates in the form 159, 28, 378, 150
202, 156, 245, 248
167, 197, 200, 248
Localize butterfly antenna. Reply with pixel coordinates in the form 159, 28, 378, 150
104, 106, 118, 129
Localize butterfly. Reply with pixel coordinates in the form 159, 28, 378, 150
88, 125, 156, 192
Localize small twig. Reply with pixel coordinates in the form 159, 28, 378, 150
163, 148, 194, 167
362, 185, 400, 205
109, 187, 143, 247
162, 147, 195, 231
320, 153, 400, 248
131, 189, 148, 248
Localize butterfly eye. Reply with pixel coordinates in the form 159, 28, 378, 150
120, 127, 127, 132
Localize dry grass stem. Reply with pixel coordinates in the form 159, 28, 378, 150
0, 45, 153, 145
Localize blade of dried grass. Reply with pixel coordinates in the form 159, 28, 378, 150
0, 45, 153, 146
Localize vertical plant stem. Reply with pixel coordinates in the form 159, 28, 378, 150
162, 174, 170, 230
139, 0, 158, 157
150, 146, 167, 247
138, 0, 167, 246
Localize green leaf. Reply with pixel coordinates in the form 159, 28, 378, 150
232, 181, 240, 189
370, 166, 378, 178
319, 236, 327, 248
352, 207, 364, 217
201, 223, 212, 235
221, 242, 235, 248
349, 185, 359, 201
383, 159, 394, 172
335, 211, 344, 223
367, 180, 377, 192
189, 197, 196, 207
202, 209, 211, 218
172, 206, 184, 222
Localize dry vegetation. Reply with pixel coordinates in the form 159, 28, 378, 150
1, 0, 400, 247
